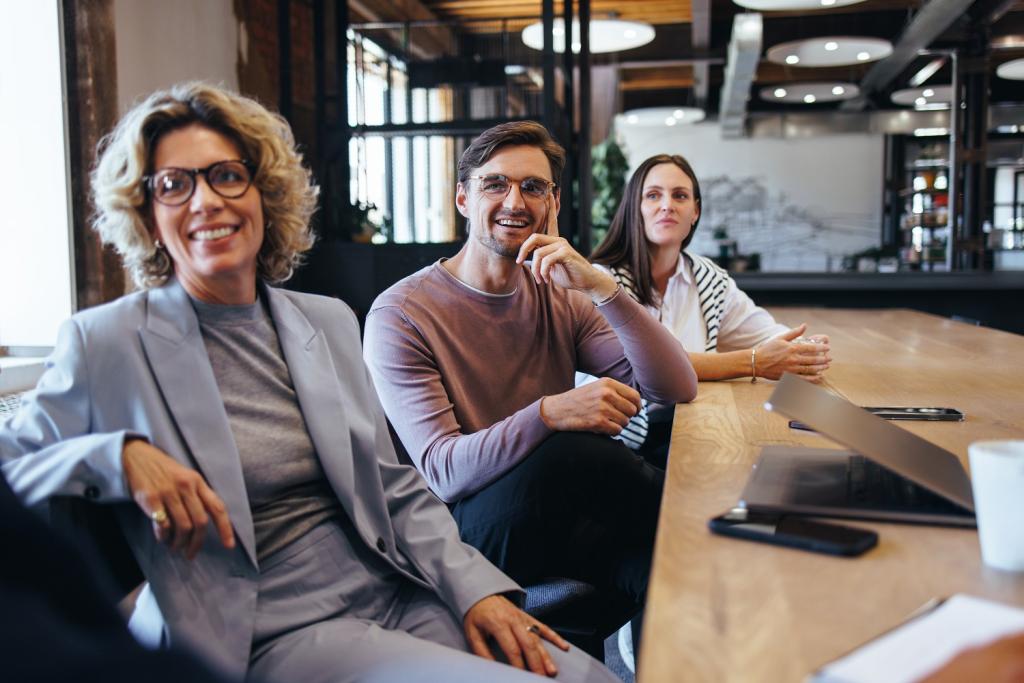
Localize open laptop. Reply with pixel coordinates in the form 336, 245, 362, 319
737, 373, 976, 527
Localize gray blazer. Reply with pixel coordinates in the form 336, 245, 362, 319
0, 279, 519, 679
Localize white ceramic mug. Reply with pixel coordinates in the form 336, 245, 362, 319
969, 440, 1024, 571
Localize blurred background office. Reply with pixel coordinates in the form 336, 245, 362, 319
3, 0, 1024, 402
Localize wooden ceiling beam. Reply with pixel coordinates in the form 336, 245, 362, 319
350, 0, 455, 58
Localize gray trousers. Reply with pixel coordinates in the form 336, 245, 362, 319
246, 521, 618, 683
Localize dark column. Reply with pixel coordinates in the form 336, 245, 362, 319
335, 0, 350, 239
560, 0, 576, 244
313, 0, 327, 236
542, 0, 555, 134
956, 29, 990, 270
63, 0, 125, 309
278, 0, 293, 122
577, 0, 592, 253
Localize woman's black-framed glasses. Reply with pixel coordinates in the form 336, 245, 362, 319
144, 160, 255, 206
467, 174, 557, 201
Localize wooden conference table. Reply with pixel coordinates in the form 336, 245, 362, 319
640, 308, 1024, 683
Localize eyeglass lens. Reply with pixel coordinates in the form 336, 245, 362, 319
151, 161, 252, 206
478, 175, 552, 200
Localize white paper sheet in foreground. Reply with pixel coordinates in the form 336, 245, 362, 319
811, 594, 1024, 683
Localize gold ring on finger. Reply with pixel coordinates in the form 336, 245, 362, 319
151, 509, 168, 525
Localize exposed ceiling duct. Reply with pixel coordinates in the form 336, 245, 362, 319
718, 13, 763, 139
839, 0, 975, 111
691, 0, 712, 108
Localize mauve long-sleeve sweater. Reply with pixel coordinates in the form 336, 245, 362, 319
363, 261, 697, 503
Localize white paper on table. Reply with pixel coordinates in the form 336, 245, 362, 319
810, 594, 1024, 683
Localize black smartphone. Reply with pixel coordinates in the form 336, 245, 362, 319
861, 406, 964, 421
708, 507, 878, 557
789, 406, 964, 432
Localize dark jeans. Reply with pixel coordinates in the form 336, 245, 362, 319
449, 432, 665, 655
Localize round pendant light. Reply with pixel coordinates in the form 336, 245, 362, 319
760, 82, 859, 103
733, 0, 868, 9
766, 36, 892, 67
618, 107, 706, 127
996, 58, 1024, 80
891, 85, 953, 110
521, 19, 655, 54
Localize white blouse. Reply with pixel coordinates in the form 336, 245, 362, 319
597, 255, 788, 353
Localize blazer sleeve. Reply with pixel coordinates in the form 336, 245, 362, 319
0, 318, 132, 506
347, 312, 523, 616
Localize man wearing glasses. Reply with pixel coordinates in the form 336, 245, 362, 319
363, 121, 697, 660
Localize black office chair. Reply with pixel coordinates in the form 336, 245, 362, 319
385, 422, 627, 661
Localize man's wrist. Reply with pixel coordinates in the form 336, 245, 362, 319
591, 282, 621, 306
538, 396, 556, 429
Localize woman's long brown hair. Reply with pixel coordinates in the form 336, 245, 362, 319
590, 153, 702, 308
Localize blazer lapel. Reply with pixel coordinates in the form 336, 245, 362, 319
138, 280, 258, 567
264, 289, 362, 524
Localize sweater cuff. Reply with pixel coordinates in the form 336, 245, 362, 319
531, 398, 557, 437
595, 287, 643, 328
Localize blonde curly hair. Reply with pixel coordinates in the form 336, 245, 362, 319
91, 82, 318, 289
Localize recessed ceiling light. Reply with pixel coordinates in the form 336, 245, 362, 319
760, 82, 859, 103
891, 85, 952, 109
619, 107, 705, 127
733, 0, 867, 9
522, 19, 655, 54
767, 37, 892, 67
996, 58, 1024, 81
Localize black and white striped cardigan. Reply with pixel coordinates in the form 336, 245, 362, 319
607, 252, 730, 449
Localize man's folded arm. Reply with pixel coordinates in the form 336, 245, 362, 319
577, 288, 697, 404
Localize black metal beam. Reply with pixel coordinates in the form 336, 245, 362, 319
578, 0, 592, 253
561, 0, 575, 244
313, 0, 327, 235
542, 0, 555, 133
840, 0, 974, 112
334, 0, 350, 237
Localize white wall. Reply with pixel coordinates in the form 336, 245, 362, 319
0, 1, 73, 347
114, 0, 239, 113
616, 121, 885, 271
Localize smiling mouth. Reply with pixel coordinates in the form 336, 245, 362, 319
190, 225, 240, 241
494, 217, 531, 228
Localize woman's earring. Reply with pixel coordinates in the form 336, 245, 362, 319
154, 239, 164, 251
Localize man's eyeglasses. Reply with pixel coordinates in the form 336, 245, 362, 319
467, 174, 557, 201
144, 160, 255, 206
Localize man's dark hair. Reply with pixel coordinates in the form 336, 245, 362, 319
457, 121, 566, 185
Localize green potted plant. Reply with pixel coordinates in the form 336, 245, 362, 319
590, 136, 628, 251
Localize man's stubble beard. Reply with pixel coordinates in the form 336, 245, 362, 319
471, 219, 538, 260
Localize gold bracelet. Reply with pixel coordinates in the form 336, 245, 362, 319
750, 346, 758, 384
